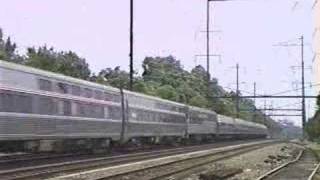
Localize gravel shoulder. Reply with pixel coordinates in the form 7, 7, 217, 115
182, 142, 302, 180
307, 142, 320, 180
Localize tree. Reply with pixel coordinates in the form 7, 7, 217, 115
156, 85, 177, 101
306, 94, 320, 141
25, 46, 91, 80
139, 55, 277, 127
97, 66, 130, 88
0, 28, 23, 63
189, 95, 208, 108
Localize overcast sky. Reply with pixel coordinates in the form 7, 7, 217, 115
0, 0, 316, 126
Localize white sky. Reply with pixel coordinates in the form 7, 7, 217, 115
0, 0, 316, 126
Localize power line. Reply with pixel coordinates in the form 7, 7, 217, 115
301, 35, 306, 138
236, 63, 240, 118
268, 114, 302, 117
222, 82, 320, 97
213, 95, 317, 99
270, 83, 320, 96
273, 101, 302, 109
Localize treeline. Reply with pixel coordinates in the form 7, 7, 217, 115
0, 28, 281, 132
306, 95, 320, 141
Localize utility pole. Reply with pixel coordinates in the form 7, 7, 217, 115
206, 0, 211, 84
264, 99, 267, 124
301, 35, 306, 138
236, 63, 240, 118
205, 0, 229, 86
253, 82, 256, 121
272, 36, 307, 137
129, 0, 134, 90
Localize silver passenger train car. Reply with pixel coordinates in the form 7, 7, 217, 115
0, 60, 268, 152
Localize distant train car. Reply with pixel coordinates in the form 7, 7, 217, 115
124, 90, 187, 143
233, 118, 268, 138
0, 60, 268, 152
217, 114, 236, 138
187, 106, 218, 141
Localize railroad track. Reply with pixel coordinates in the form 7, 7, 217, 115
257, 148, 319, 180
52, 140, 278, 180
0, 144, 227, 171
0, 153, 88, 165
0, 140, 265, 180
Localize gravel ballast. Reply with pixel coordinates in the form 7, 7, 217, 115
181, 143, 302, 180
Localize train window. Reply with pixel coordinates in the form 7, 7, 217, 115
39, 79, 52, 91
76, 102, 86, 117
130, 96, 153, 107
104, 92, 121, 102
76, 102, 105, 118
153, 113, 159, 122
147, 111, 154, 121
94, 90, 103, 100
95, 105, 104, 118
198, 114, 208, 119
190, 113, 204, 124
104, 106, 109, 118
159, 113, 165, 122
129, 109, 137, 120
72, 85, 81, 96
144, 110, 150, 122
157, 103, 184, 113
83, 88, 93, 98
104, 92, 113, 101
113, 94, 121, 102
38, 97, 58, 115
0, 92, 3, 111
16, 94, 32, 113
109, 106, 121, 120
57, 82, 70, 94
63, 100, 71, 116
157, 103, 169, 111
0, 92, 14, 112
0, 91, 32, 113
89, 104, 103, 118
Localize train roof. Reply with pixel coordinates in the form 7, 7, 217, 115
235, 118, 267, 129
188, 106, 217, 115
217, 114, 235, 124
217, 114, 267, 129
0, 60, 185, 107
0, 60, 120, 93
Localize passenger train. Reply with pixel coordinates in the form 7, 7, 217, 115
0, 60, 268, 152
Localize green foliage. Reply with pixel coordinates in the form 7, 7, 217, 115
25, 46, 91, 80
0, 28, 90, 80
306, 94, 320, 141
132, 79, 149, 94
156, 85, 177, 101
0, 28, 23, 63
97, 66, 130, 88
189, 95, 208, 108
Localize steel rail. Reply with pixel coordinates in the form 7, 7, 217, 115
0, 140, 260, 180
308, 162, 320, 180
256, 149, 304, 180
91, 140, 279, 180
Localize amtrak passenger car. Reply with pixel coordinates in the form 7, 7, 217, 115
0, 60, 268, 151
